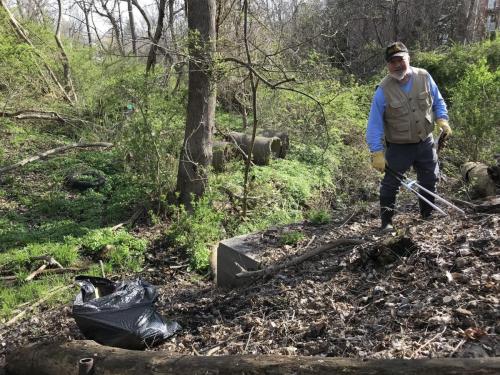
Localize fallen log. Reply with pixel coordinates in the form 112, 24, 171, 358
6, 340, 500, 375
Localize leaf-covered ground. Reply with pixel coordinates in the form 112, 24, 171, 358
1, 199, 498, 364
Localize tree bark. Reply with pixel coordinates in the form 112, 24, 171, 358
126, 0, 137, 55
83, 4, 92, 46
6, 340, 500, 375
96, 0, 124, 55
55, 0, 77, 102
145, 0, 167, 73
175, 0, 216, 210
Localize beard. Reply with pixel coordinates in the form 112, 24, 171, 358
389, 68, 409, 81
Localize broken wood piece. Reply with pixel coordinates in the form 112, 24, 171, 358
6, 339, 500, 375
236, 238, 365, 279
25, 263, 48, 281
30, 255, 64, 269
0, 110, 66, 122
4, 284, 73, 327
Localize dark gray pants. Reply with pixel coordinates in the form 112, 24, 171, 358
380, 135, 439, 217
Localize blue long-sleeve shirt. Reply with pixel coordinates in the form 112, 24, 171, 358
366, 68, 448, 152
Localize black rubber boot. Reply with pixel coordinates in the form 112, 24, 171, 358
419, 187, 435, 219
380, 195, 396, 231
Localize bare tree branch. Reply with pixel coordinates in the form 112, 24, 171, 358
0, 143, 114, 174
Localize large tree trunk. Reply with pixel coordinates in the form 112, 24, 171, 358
175, 0, 216, 210
6, 340, 500, 375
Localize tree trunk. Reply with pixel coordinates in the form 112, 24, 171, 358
126, 0, 137, 55
175, 0, 216, 210
55, 0, 77, 103
97, 0, 124, 55
6, 340, 500, 375
83, 5, 92, 46
455, 0, 477, 43
145, 0, 167, 73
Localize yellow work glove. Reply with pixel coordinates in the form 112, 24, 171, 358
435, 119, 452, 137
371, 151, 386, 172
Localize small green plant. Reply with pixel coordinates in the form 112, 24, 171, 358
78, 228, 148, 271
279, 231, 305, 246
166, 195, 224, 271
307, 209, 332, 225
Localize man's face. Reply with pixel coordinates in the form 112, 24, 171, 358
387, 55, 409, 80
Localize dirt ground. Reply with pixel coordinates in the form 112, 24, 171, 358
1, 198, 498, 366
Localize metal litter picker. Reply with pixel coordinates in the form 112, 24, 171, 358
384, 164, 466, 217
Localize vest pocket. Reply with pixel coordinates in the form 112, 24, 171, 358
388, 100, 408, 116
417, 91, 431, 111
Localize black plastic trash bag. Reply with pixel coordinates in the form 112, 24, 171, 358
72, 275, 181, 350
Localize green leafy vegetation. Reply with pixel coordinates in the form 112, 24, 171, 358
306, 209, 332, 225
279, 231, 306, 246
0, 7, 497, 324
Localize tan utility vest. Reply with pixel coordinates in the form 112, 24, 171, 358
379, 67, 434, 144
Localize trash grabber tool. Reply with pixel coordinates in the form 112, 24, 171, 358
384, 165, 466, 216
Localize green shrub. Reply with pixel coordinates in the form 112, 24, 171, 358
414, 39, 500, 98
449, 59, 499, 162
307, 209, 332, 225
279, 231, 305, 245
166, 195, 224, 271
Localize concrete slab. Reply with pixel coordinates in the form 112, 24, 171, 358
216, 232, 263, 288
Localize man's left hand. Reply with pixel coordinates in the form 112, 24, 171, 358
435, 119, 452, 137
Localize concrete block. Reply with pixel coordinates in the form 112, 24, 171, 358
216, 232, 262, 288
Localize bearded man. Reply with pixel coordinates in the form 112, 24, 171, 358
366, 42, 451, 231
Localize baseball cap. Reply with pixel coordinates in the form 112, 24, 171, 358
385, 42, 408, 61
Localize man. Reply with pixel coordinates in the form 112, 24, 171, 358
366, 41, 451, 231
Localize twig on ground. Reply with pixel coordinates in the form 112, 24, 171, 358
243, 326, 254, 354
4, 284, 73, 328
236, 238, 365, 279
411, 326, 447, 358
449, 339, 467, 357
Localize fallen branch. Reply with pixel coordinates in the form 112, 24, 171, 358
4, 284, 73, 328
6, 340, 500, 375
236, 238, 365, 279
0, 110, 66, 122
24, 267, 86, 281
111, 205, 147, 230
30, 255, 64, 269
0, 142, 113, 174
25, 263, 48, 282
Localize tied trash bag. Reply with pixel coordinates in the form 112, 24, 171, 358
72, 275, 181, 350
